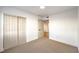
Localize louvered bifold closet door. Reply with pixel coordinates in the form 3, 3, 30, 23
3, 14, 17, 49
17, 17, 26, 45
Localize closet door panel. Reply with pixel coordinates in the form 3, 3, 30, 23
3, 14, 10, 49
3, 14, 17, 49
18, 17, 26, 45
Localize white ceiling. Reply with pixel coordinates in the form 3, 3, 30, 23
0, 6, 76, 17
15, 6, 76, 16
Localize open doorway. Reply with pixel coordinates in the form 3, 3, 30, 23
38, 20, 49, 39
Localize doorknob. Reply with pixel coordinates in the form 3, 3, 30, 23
39, 29, 41, 31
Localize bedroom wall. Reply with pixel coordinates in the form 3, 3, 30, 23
77, 7, 79, 50
49, 7, 78, 47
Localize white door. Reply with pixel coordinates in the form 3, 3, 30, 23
17, 17, 26, 45
38, 20, 44, 38
3, 14, 17, 49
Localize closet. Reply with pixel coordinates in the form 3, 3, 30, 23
3, 14, 26, 49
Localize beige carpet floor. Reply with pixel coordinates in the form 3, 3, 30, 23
3, 38, 78, 53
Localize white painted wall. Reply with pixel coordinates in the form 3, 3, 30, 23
0, 7, 38, 52
49, 7, 78, 47
26, 14, 38, 42
77, 7, 79, 50
0, 12, 3, 52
